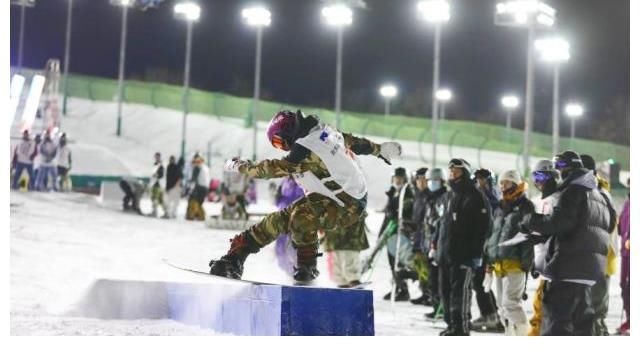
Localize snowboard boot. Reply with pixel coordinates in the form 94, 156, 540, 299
383, 286, 410, 301
470, 313, 505, 333
595, 318, 610, 336
410, 294, 434, 306
209, 231, 261, 279
440, 328, 469, 336
292, 243, 320, 284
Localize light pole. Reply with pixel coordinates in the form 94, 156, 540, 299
501, 94, 520, 141
535, 37, 570, 154
111, 0, 132, 137
174, 1, 201, 160
322, 4, 353, 130
417, 0, 450, 168
565, 102, 584, 148
379, 84, 398, 119
495, 0, 556, 173
435, 88, 452, 120
62, 0, 75, 116
242, 6, 271, 162
11, 0, 36, 74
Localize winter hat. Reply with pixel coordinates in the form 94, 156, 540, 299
427, 168, 444, 181
499, 170, 522, 186
394, 167, 407, 178
474, 168, 493, 180
580, 154, 597, 174
414, 167, 429, 177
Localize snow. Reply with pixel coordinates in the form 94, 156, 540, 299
9, 98, 626, 335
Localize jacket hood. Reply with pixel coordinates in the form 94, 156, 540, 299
569, 170, 597, 190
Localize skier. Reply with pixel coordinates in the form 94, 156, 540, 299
580, 154, 618, 336
34, 129, 58, 192
469, 168, 503, 332
186, 153, 210, 221
56, 133, 72, 192
165, 155, 183, 219
208, 110, 401, 283
520, 151, 615, 335
483, 170, 535, 336
11, 130, 37, 191
274, 176, 305, 275
150, 152, 168, 218
527, 159, 561, 336
436, 158, 492, 336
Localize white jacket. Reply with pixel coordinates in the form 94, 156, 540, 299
56, 145, 72, 169
532, 191, 561, 273
13, 140, 36, 165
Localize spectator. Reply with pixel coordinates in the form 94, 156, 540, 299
11, 130, 37, 191
580, 154, 618, 335
34, 129, 58, 191
56, 133, 72, 192
484, 170, 535, 336
469, 168, 503, 333
323, 216, 370, 288
423, 168, 448, 317
436, 158, 492, 336
406, 167, 433, 305
617, 178, 630, 335
521, 151, 615, 336
186, 153, 210, 221
165, 155, 183, 219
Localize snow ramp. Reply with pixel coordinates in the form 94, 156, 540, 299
70, 278, 375, 336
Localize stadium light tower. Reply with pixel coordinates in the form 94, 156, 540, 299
174, 1, 201, 160
501, 94, 520, 140
322, 3, 353, 130
435, 88, 453, 120
62, 0, 75, 116
110, 0, 133, 137
10, 0, 36, 74
495, 0, 556, 173
242, 5, 271, 162
535, 37, 570, 154
379, 84, 398, 119
565, 102, 584, 148
417, 0, 450, 168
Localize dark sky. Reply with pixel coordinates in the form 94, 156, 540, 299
9, 0, 630, 142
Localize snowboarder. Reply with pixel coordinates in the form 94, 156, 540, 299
150, 152, 168, 218
483, 170, 535, 336
11, 130, 37, 191
165, 155, 183, 219
208, 110, 401, 284
34, 129, 58, 192
56, 133, 72, 192
186, 153, 210, 221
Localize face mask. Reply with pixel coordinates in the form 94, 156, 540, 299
428, 180, 442, 192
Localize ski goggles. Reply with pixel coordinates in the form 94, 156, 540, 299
532, 171, 552, 184
270, 135, 290, 151
448, 158, 468, 170
553, 159, 570, 170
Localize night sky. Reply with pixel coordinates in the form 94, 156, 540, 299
9, 0, 630, 143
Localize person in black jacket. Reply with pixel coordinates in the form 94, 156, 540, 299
436, 158, 492, 336
470, 168, 503, 333
521, 151, 615, 336
165, 155, 183, 219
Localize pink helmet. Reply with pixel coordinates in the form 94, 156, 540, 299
266, 110, 299, 151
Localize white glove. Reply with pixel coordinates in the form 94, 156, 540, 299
482, 272, 494, 293
428, 248, 436, 260
378, 142, 402, 164
223, 158, 245, 173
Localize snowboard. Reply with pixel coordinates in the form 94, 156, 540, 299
162, 258, 371, 289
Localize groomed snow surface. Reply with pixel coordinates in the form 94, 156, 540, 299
10, 98, 625, 335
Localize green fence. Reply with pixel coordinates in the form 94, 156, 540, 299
22, 69, 628, 170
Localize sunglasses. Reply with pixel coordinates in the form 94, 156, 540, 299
532, 171, 552, 184
271, 135, 290, 151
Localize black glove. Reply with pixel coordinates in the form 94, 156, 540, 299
531, 270, 540, 279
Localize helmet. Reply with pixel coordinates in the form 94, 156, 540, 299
532, 159, 560, 184
393, 167, 407, 179
579, 154, 596, 173
474, 168, 493, 180
553, 151, 583, 170
414, 167, 428, 178
498, 170, 522, 186
448, 158, 471, 177
427, 168, 444, 181
266, 110, 299, 151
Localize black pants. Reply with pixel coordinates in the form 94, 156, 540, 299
472, 265, 499, 317
428, 262, 440, 304
541, 280, 595, 336
440, 263, 474, 334
387, 253, 408, 291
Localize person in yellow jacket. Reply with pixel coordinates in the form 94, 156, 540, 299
527, 160, 562, 335
580, 154, 618, 335
483, 170, 535, 336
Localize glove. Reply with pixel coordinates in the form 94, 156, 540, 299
378, 142, 402, 165
428, 249, 437, 266
224, 158, 245, 173
531, 270, 540, 279
482, 272, 494, 293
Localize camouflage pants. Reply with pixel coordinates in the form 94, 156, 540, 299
248, 193, 365, 248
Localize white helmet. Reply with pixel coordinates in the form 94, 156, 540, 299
499, 170, 522, 185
